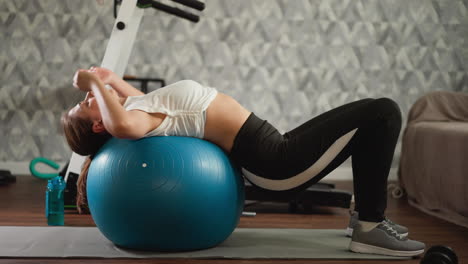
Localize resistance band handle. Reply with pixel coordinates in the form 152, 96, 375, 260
170, 0, 205, 11
29, 157, 60, 180
138, 0, 200, 23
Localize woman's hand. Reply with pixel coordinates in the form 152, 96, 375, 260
72, 69, 101, 92
88, 66, 117, 85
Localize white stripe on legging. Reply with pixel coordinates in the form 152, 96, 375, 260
242, 128, 358, 191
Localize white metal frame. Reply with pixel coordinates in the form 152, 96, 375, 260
64, 0, 144, 181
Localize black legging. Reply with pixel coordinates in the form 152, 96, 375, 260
229, 98, 402, 222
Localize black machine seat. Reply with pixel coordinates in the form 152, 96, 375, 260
244, 181, 352, 213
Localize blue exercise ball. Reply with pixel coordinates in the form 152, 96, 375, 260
87, 136, 245, 251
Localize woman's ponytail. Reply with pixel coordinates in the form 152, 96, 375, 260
76, 156, 92, 214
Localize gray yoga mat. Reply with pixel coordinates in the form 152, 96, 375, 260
0, 226, 406, 259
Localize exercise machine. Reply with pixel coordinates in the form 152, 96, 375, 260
63, 0, 352, 212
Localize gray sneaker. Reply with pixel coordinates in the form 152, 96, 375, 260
349, 221, 425, 257
346, 211, 409, 238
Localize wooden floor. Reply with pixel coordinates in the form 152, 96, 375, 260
0, 176, 467, 264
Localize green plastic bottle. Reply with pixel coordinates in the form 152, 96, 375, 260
45, 176, 65, 226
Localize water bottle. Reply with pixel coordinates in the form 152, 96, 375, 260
45, 176, 65, 226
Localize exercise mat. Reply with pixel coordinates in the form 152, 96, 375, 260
0, 226, 407, 259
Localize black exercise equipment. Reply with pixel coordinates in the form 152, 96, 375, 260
421, 245, 458, 264
245, 182, 352, 213
0, 170, 16, 186
113, 0, 205, 23
58, 162, 79, 210
138, 0, 199, 22
170, 0, 205, 11
123, 75, 165, 93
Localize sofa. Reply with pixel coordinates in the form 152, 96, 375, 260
398, 90, 468, 228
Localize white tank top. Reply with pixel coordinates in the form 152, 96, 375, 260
122, 80, 218, 138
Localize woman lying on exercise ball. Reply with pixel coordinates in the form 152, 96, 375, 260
62, 67, 425, 257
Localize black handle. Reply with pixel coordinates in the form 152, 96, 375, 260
138, 0, 200, 23
170, 0, 205, 11
113, 0, 122, 18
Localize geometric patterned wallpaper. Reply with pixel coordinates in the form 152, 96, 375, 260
1, 0, 468, 172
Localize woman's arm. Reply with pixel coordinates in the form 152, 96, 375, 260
89, 67, 145, 97
74, 70, 157, 139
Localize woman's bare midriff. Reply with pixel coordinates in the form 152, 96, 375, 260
203, 92, 251, 153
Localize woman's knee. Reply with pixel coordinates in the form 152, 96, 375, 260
372, 97, 402, 127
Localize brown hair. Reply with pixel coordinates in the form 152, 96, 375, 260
61, 110, 112, 214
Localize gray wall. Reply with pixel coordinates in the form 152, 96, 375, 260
1, 0, 468, 175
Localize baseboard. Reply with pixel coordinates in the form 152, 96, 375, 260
0, 162, 399, 181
